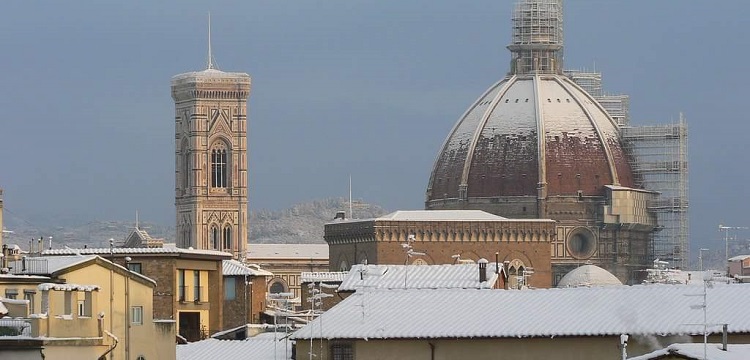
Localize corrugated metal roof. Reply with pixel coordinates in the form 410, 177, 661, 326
337, 264, 498, 291
8, 255, 98, 274
176, 334, 292, 360
300, 272, 347, 283
247, 244, 328, 260
629, 343, 750, 360
42, 246, 232, 258
222, 260, 273, 277
292, 284, 750, 340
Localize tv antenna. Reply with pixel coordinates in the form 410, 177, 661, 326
402, 234, 425, 288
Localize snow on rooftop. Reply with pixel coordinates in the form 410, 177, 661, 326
300, 272, 347, 284
628, 343, 750, 360
7, 255, 98, 274
171, 68, 250, 84
42, 247, 232, 258
247, 244, 328, 260
729, 255, 750, 262
292, 284, 750, 340
557, 264, 622, 288
176, 336, 292, 360
37, 283, 100, 292
222, 260, 273, 277
337, 263, 498, 292
377, 210, 507, 221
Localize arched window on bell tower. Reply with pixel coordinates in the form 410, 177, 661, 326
210, 225, 220, 250
210, 142, 229, 188
223, 225, 232, 251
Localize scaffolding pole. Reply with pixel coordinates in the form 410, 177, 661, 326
621, 114, 689, 269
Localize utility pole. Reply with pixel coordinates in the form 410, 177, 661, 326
719, 224, 748, 267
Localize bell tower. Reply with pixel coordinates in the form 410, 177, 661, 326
171, 21, 250, 259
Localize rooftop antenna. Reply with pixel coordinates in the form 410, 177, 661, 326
135, 210, 139, 230
207, 12, 215, 70
349, 175, 353, 219
719, 224, 748, 265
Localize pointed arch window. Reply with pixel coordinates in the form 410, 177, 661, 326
211, 225, 220, 250
223, 226, 232, 251
211, 143, 228, 188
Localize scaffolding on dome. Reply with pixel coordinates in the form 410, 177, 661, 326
621, 115, 689, 269
509, 0, 564, 75
565, 69, 630, 126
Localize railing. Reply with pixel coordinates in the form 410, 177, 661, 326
178, 286, 189, 302
0, 318, 31, 336
193, 286, 203, 303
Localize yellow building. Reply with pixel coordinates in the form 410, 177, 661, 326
0, 255, 175, 360
44, 246, 235, 341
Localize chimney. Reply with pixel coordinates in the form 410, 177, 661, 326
1, 244, 7, 269
478, 258, 488, 283
503, 261, 510, 289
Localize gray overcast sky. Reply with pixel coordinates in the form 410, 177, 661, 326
1, 1, 748, 253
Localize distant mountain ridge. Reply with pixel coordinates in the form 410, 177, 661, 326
2, 198, 388, 249
249, 198, 388, 244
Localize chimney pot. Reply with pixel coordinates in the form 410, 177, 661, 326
478, 258, 488, 283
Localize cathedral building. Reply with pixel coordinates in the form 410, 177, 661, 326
171, 44, 251, 259
425, 0, 657, 283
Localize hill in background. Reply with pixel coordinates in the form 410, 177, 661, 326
2, 198, 388, 248
250, 198, 388, 244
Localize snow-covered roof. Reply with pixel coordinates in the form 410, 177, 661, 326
43, 246, 232, 258
292, 284, 750, 340
377, 210, 507, 221
176, 335, 292, 360
300, 272, 347, 283
247, 244, 328, 260
557, 264, 623, 288
729, 255, 750, 262
222, 260, 273, 277
7, 255, 99, 274
629, 343, 750, 360
171, 68, 251, 84
38, 283, 100, 292
337, 263, 498, 291
8, 255, 157, 286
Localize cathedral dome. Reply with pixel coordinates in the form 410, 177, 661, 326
557, 264, 623, 288
425, 0, 633, 209
426, 74, 633, 204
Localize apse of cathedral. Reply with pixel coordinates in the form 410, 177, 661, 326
171, 47, 251, 260
424, 0, 657, 284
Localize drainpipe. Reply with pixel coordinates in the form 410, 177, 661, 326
722, 324, 728, 351
429, 342, 435, 360
98, 330, 119, 360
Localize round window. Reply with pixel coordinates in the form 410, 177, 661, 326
269, 281, 286, 294
567, 229, 597, 259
